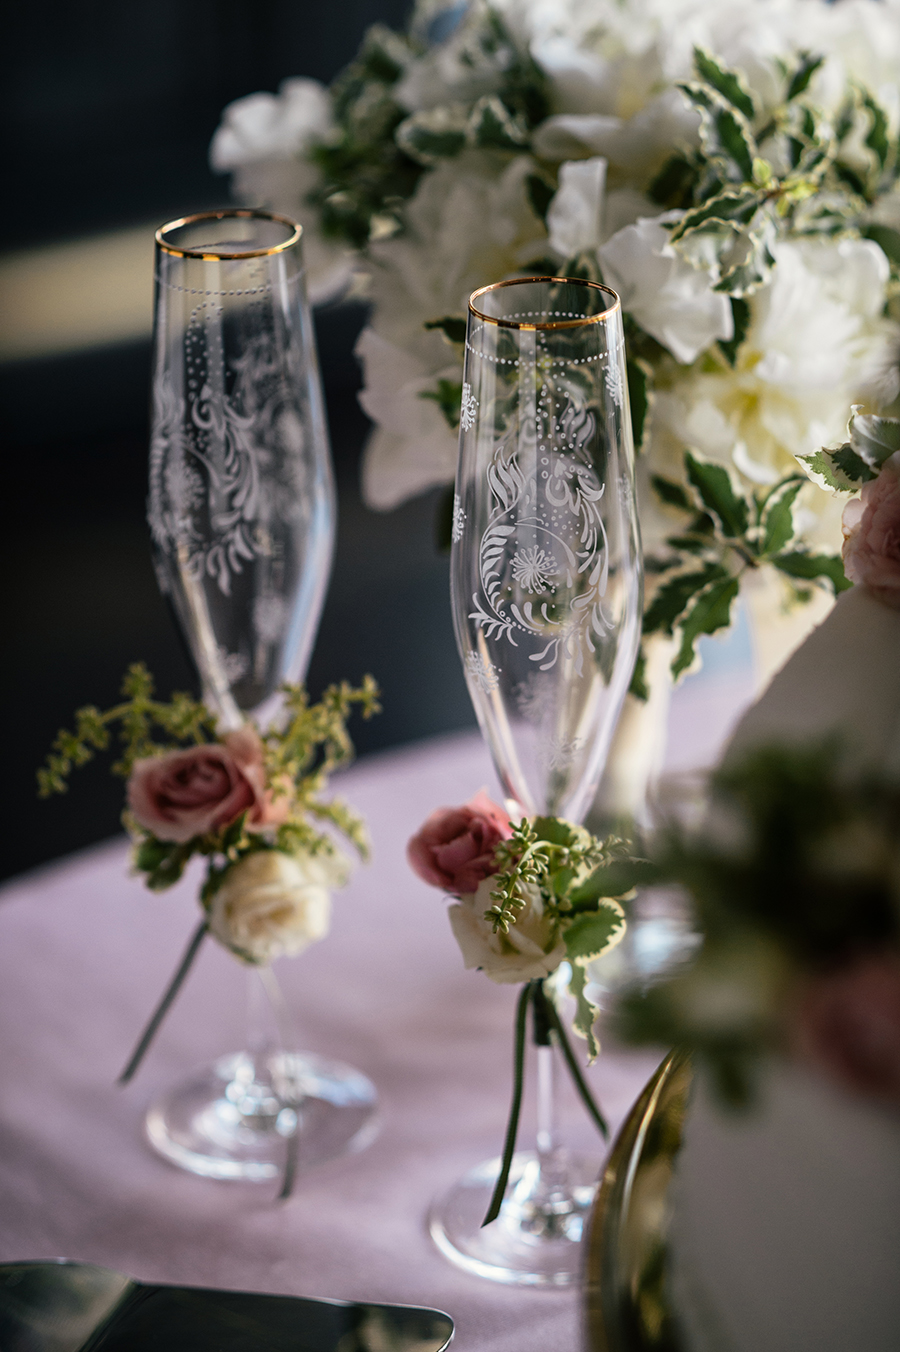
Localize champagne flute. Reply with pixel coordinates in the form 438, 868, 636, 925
143, 211, 376, 1185
430, 277, 642, 1284
148, 209, 334, 730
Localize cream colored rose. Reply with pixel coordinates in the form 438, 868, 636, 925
208, 848, 346, 965
448, 877, 567, 985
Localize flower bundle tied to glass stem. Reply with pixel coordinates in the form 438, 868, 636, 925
39, 664, 380, 1086
408, 793, 650, 1224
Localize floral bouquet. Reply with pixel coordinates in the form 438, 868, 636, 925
211, 0, 900, 693
39, 664, 379, 1086
408, 791, 646, 1224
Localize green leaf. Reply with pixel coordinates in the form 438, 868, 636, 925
672, 575, 740, 679
685, 452, 749, 537
773, 551, 851, 594
468, 94, 529, 151
713, 220, 776, 296
626, 356, 651, 452
629, 647, 648, 701
424, 315, 467, 345
643, 563, 727, 637
718, 296, 751, 367
864, 224, 900, 269
862, 92, 890, 170
648, 153, 700, 210
786, 52, 824, 102
693, 47, 755, 122
651, 474, 693, 512
531, 816, 585, 848
849, 410, 900, 469
141, 841, 193, 892
799, 445, 875, 492
569, 859, 660, 907
526, 173, 555, 224
760, 481, 802, 556
419, 377, 463, 429
711, 106, 756, 180
395, 110, 467, 165
566, 963, 600, 1061
135, 837, 172, 873
565, 904, 627, 966
669, 189, 760, 243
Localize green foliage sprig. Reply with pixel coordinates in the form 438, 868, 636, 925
37, 663, 218, 795
655, 46, 900, 294
636, 450, 850, 693
38, 665, 381, 893
800, 408, 900, 492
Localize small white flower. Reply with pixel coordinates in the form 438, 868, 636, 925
448, 877, 567, 985
208, 848, 347, 965
544, 733, 585, 770
465, 650, 500, 693
460, 383, 479, 432
511, 544, 557, 592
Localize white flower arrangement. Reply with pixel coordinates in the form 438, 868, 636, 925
212, 0, 900, 683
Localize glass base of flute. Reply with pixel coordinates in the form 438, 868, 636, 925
428, 1039, 602, 1286
145, 968, 378, 1185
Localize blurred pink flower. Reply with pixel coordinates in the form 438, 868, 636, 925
127, 726, 291, 844
842, 453, 900, 609
794, 949, 900, 1108
407, 790, 512, 895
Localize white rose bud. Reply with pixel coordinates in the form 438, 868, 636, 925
448, 876, 567, 985
208, 848, 346, 965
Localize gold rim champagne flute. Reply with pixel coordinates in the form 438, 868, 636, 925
143, 211, 376, 1185
430, 277, 642, 1284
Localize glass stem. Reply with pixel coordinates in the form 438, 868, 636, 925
531, 982, 568, 1191
245, 965, 271, 1061
535, 1043, 557, 1159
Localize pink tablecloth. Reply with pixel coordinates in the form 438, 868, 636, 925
0, 730, 680, 1350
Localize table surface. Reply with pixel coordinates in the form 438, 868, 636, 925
0, 657, 754, 1351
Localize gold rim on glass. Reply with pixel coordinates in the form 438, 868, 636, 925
468, 276, 620, 330
155, 209, 302, 260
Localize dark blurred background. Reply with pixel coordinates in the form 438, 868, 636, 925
2, 0, 477, 882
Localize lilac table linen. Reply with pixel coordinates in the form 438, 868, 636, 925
0, 730, 667, 1350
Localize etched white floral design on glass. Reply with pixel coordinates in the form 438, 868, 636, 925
452, 277, 641, 826
431, 277, 642, 1285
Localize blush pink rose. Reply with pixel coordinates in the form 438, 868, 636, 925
792, 950, 900, 1109
127, 725, 291, 843
842, 453, 900, 610
407, 790, 513, 894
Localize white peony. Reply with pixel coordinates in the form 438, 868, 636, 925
207, 847, 347, 965
546, 156, 607, 257
210, 78, 335, 171
448, 876, 567, 984
598, 215, 734, 364
209, 79, 352, 304
647, 237, 898, 530
357, 151, 546, 506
